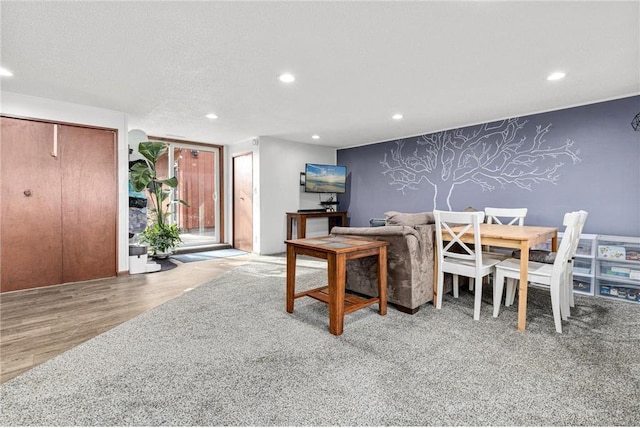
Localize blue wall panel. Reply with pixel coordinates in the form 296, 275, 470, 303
337, 95, 640, 236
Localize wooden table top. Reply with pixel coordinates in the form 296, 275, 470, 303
285, 235, 388, 254
445, 224, 558, 248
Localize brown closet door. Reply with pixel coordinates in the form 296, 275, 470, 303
1, 117, 63, 291
59, 124, 117, 283
232, 152, 253, 252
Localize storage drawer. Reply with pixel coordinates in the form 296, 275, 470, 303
575, 238, 594, 257
573, 277, 593, 295
573, 259, 592, 275
598, 281, 640, 302
599, 261, 640, 283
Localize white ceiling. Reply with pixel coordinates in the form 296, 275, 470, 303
1, 1, 639, 148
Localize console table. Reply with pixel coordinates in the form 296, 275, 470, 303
286, 211, 347, 240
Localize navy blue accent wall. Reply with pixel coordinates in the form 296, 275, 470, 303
337, 95, 640, 236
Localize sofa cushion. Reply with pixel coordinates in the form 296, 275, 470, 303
511, 249, 557, 264
384, 211, 435, 227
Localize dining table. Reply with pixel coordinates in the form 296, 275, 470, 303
434, 223, 558, 332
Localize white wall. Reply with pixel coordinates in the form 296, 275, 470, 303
259, 137, 336, 254
1, 91, 130, 273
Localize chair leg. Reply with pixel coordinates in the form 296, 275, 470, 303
561, 269, 571, 320
561, 283, 570, 321
568, 263, 576, 308
550, 281, 563, 333
469, 278, 474, 291
436, 270, 445, 310
505, 278, 517, 306
473, 275, 483, 320
493, 270, 505, 318
453, 275, 459, 299
569, 287, 575, 308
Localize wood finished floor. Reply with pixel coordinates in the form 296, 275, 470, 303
0, 255, 254, 384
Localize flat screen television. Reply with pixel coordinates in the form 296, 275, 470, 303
304, 163, 347, 193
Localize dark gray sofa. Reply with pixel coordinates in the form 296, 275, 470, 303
331, 211, 436, 314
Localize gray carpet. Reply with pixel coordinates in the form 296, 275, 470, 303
1, 255, 638, 426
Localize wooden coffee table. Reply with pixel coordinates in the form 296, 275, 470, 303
285, 235, 389, 335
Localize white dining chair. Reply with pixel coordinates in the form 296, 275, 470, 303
468, 207, 529, 292
507, 210, 588, 319
484, 207, 528, 226
493, 211, 580, 333
434, 210, 503, 320
504, 211, 585, 311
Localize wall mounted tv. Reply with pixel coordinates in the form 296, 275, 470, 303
304, 163, 347, 194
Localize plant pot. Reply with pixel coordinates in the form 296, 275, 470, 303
153, 250, 172, 259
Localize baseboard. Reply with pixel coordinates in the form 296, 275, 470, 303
173, 243, 232, 255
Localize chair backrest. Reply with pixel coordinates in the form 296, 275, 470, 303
484, 207, 528, 226
551, 211, 581, 280
568, 210, 588, 258
434, 210, 485, 267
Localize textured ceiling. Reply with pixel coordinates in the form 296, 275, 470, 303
1, 1, 638, 148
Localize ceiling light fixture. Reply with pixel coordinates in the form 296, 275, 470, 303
206, 113, 218, 119
279, 73, 295, 83
0, 67, 13, 77
547, 71, 566, 81
392, 113, 403, 120
312, 134, 320, 140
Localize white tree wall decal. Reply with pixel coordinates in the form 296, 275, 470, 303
380, 118, 581, 209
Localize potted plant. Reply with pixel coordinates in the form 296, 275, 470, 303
130, 141, 188, 257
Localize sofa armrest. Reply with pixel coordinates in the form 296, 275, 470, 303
414, 224, 435, 250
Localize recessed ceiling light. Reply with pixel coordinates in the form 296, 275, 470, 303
312, 134, 320, 140
392, 113, 403, 120
0, 67, 13, 77
547, 72, 566, 81
205, 113, 218, 119
279, 73, 295, 83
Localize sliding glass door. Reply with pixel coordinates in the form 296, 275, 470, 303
155, 141, 221, 249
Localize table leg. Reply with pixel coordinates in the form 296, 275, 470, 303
286, 215, 293, 240
517, 241, 530, 332
297, 217, 306, 239
327, 253, 346, 335
378, 247, 387, 316
286, 245, 296, 313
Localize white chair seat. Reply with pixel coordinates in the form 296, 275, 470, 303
495, 258, 554, 279
444, 256, 504, 272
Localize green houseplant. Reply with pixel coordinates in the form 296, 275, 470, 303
130, 141, 188, 256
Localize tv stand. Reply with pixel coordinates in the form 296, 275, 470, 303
286, 211, 347, 240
